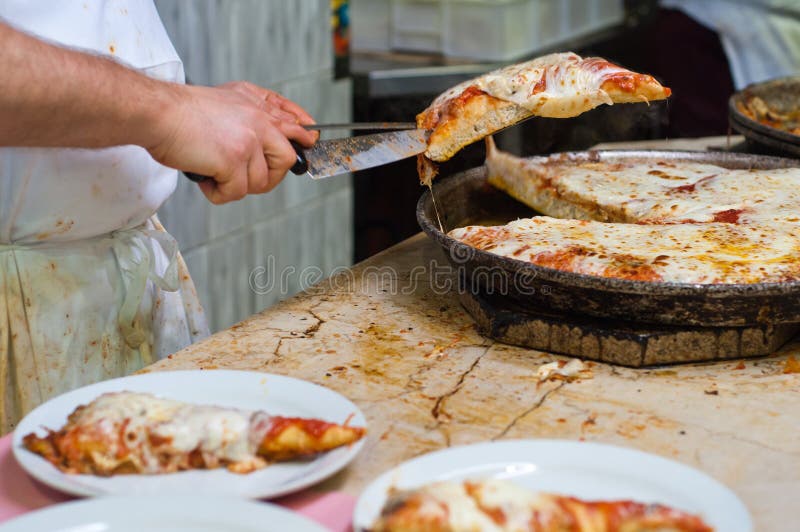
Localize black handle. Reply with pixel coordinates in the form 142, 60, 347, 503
183, 141, 308, 183
289, 140, 308, 174
184, 171, 208, 183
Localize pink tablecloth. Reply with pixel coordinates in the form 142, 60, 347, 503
0, 434, 355, 531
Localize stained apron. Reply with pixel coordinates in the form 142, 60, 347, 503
0, 0, 209, 433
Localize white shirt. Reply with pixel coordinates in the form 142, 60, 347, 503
0, 0, 183, 243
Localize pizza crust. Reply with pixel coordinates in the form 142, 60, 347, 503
420, 90, 530, 163
485, 140, 800, 225
485, 137, 608, 221
415, 52, 671, 184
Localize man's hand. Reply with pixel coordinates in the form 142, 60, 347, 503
0, 22, 318, 205
149, 82, 318, 204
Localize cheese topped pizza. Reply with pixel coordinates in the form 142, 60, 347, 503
371, 479, 713, 532
449, 217, 800, 284
485, 138, 800, 225
416, 52, 671, 184
22, 391, 366, 475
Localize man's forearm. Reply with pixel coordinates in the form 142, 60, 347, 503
0, 21, 178, 150
0, 21, 320, 204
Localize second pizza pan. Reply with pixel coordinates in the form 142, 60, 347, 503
417, 150, 800, 327
729, 76, 800, 158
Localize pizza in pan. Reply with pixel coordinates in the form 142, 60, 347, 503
450, 217, 800, 284
443, 138, 800, 285
485, 137, 800, 225
416, 52, 671, 185
371, 479, 712, 532
22, 391, 366, 475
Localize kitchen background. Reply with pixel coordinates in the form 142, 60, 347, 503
153, 0, 711, 333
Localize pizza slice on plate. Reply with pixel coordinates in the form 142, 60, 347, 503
485, 137, 800, 225
22, 391, 366, 475
416, 52, 671, 184
449, 217, 800, 284
371, 479, 713, 532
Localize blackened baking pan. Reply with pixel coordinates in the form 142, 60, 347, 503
417, 150, 800, 327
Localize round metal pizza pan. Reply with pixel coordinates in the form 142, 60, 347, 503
417, 149, 800, 327
728, 76, 800, 158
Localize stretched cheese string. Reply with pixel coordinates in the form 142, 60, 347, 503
428, 183, 445, 233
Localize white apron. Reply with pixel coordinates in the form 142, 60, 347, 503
0, 0, 209, 434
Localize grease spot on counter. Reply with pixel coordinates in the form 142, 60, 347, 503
581, 413, 597, 432
616, 420, 647, 440
783, 355, 800, 374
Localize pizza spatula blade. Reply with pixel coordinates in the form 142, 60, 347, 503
183, 128, 427, 183
301, 129, 429, 180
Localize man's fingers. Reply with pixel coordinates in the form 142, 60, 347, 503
197, 179, 219, 203
226, 81, 317, 134
225, 81, 265, 101
228, 81, 270, 101
277, 99, 315, 125
259, 127, 297, 185
247, 150, 272, 194
275, 121, 318, 148
221, 81, 270, 112
231, 83, 311, 123
216, 168, 249, 203
267, 107, 299, 123
225, 82, 316, 132
199, 165, 249, 205
263, 91, 315, 125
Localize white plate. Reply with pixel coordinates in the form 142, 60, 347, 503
13, 370, 366, 499
353, 439, 751, 531
0, 495, 325, 532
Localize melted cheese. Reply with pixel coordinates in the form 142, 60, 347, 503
426, 52, 660, 122
470, 479, 551, 531
475, 53, 618, 117
450, 217, 800, 284
487, 147, 800, 225
72, 392, 268, 473
413, 481, 503, 531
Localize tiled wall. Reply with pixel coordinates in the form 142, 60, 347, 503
155, 0, 354, 332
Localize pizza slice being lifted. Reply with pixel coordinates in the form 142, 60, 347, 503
22, 391, 366, 475
416, 52, 671, 184
371, 479, 713, 532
